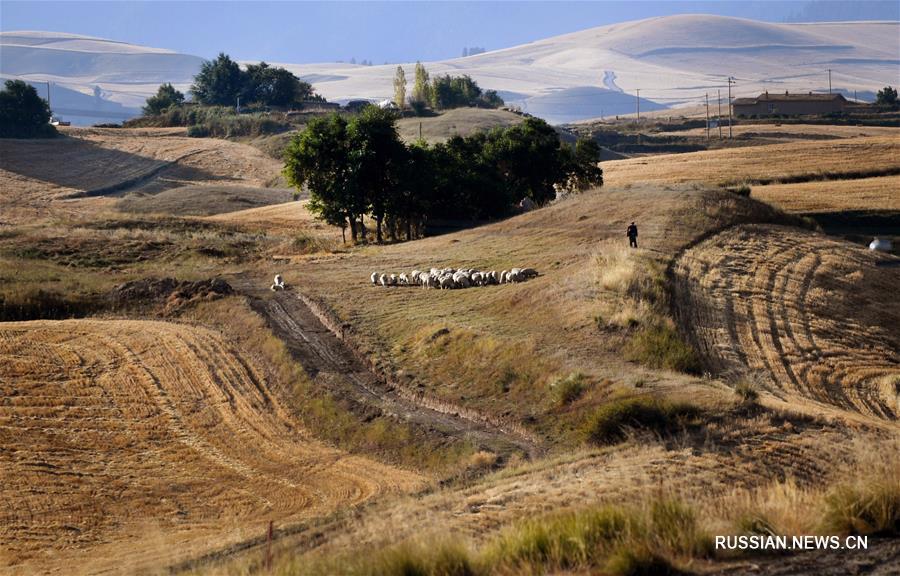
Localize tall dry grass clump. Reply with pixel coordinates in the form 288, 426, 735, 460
590, 242, 700, 373
278, 498, 710, 576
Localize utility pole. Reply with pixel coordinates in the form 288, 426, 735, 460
705, 93, 710, 141
727, 76, 735, 139
828, 69, 832, 94
636, 89, 640, 122
717, 89, 722, 139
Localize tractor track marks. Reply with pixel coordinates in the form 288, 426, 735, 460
0, 319, 423, 574
233, 278, 540, 459
674, 224, 900, 420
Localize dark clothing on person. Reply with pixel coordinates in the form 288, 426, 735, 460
627, 223, 638, 248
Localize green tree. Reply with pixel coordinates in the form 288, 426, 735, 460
283, 114, 364, 243
411, 61, 431, 108
347, 106, 406, 243
482, 117, 566, 205
0, 80, 55, 138
876, 85, 898, 108
243, 62, 316, 106
142, 83, 185, 116
561, 138, 603, 193
393, 66, 407, 110
191, 53, 243, 106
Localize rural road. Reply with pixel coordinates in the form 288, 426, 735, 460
231, 276, 541, 460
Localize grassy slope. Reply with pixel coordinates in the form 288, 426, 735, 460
395, 108, 524, 144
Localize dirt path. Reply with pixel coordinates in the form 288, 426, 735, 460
673, 224, 900, 420
231, 276, 541, 460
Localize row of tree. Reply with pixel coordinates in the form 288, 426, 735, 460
394, 62, 504, 113
144, 53, 322, 115
283, 108, 602, 243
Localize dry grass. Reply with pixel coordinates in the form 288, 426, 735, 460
395, 108, 524, 144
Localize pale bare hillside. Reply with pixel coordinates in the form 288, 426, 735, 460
0, 127, 283, 223
0, 319, 423, 575
7, 16, 898, 124
602, 136, 900, 187
674, 225, 900, 419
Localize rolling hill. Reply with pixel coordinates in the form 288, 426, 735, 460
2, 15, 898, 124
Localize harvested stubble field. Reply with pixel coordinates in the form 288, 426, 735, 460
0, 319, 423, 574
674, 224, 900, 419
751, 174, 900, 214
601, 135, 900, 187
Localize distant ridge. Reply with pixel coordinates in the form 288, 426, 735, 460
2, 15, 897, 124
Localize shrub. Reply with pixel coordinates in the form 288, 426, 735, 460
734, 381, 759, 405
821, 469, 900, 536
482, 506, 629, 570
625, 324, 701, 374
583, 396, 702, 446
551, 372, 588, 406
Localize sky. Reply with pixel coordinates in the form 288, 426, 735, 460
2, 1, 898, 63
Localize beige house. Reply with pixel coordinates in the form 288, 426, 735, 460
733, 92, 848, 116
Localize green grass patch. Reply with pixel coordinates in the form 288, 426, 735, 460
625, 323, 701, 374
583, 396, 703, 446
821, 470, 900, 536
278, 498, 708, 576
551, 372, 588, 407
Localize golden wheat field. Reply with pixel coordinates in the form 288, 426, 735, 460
2, 124, 899, 575
751, 175, 900, 214
601, 135, 900, 187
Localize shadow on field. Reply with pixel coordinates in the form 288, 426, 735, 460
0, 134, 220, 197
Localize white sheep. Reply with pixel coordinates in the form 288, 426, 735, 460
271, 274, 285, 291
379, 274, 389, 287
370, 272, 380, 285
399, 273, 410, 285
439, 276, 455, 290
499, 270, 508, 284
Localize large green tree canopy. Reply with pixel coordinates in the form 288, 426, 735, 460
0, 80, 55, 138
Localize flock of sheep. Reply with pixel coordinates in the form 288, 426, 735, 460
370, 267, 538, 289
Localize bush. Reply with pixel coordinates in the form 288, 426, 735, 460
625, 324, 701, 374
583, 396, 702, 446
552, 372, 588, 406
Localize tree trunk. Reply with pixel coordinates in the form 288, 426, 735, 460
406, 218, 412, 241
375, 215, 383, 243
348, 218, 358, 243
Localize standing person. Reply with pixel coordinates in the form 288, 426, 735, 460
627, 221, 638, 248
